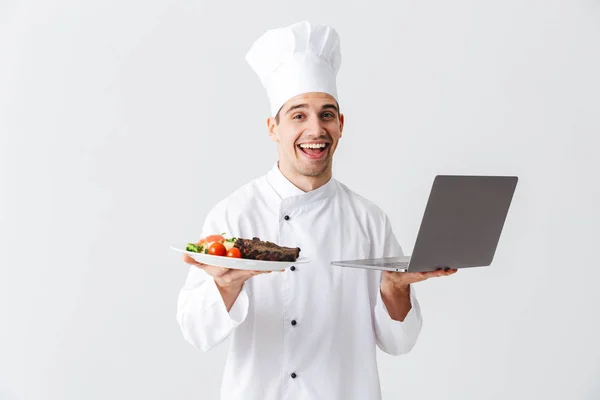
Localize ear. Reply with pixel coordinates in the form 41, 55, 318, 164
338, 113, 345, 139
267, 117, 279, 143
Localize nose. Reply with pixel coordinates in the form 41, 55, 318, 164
304, 115, 326, 135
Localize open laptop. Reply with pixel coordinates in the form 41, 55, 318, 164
331, 175, 518, 273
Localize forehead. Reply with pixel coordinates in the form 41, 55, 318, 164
282, 92, 337, 109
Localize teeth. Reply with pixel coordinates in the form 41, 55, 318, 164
299, 143, 327, 149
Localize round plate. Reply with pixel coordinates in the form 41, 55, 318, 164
170, 244, 308, 271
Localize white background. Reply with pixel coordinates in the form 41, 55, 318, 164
1, 0, 599, 399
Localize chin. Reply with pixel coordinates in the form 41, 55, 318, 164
296, 161, 330, 177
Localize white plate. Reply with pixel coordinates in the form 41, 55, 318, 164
170, 244, 309, 271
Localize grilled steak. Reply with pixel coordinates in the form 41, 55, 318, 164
234, 237, 301, 262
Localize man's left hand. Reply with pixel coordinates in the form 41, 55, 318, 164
382, 268, 458, 290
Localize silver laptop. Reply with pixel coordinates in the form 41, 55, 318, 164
331, 175, 518, 273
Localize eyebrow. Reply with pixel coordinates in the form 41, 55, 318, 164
285, 103, 308, 115
321, 104, 339, 113
284, 103, 339, 115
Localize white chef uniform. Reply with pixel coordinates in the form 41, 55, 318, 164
176, 164, 423, 400
176, 21, 423, 400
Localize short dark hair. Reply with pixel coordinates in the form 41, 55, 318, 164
274, 101, 341, 124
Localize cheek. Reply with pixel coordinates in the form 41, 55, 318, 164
284, 137, 297, 149
328, 122, 342, 137
283, 132, 302, 148
330, 131, 342, 144
278, 135, 299, 153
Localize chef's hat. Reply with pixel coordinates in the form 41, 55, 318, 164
245, 20, 342, 117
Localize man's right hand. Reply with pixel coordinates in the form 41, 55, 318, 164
183, 254, 272, 311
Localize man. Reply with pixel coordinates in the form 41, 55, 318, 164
176, 21, 457, 400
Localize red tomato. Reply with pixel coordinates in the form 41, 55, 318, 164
226, 247, 242, 258
205, 235, 225, 243
208, 242, 227, 257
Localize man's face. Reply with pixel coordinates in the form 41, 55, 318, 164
268, 92, 344, 178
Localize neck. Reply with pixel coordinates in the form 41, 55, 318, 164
277, 161, 332, 192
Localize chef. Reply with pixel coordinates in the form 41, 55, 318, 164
176, 20, 457, 400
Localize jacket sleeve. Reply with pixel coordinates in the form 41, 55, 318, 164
373, 214, 423, 355
175, 209, 250, 352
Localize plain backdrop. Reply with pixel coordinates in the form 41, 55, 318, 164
1, 0, 599, 399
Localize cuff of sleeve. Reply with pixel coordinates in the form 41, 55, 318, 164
375, 284, 421, 327
206, 278, 249, 328
374, 284, 423, 355
227, 285, 249, 326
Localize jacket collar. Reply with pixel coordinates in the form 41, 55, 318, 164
266, 162, 336, 207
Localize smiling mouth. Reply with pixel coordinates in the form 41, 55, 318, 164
297, 143, 330, 159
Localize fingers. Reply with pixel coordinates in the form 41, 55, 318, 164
417, 271, 439, 279
200, 265, 230, 277
417, 268, 458, 279
216, 269, 271, 286
433, 267, 458, 277
183, 251, 280, 281
183, 254, 201, 265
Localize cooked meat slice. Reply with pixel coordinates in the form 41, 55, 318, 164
234, 237, 301, 262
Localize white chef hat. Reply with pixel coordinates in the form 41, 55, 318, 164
245, 20, 342, 117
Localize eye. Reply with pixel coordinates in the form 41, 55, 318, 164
322, 112, 335, 118
292, 114, 304, 120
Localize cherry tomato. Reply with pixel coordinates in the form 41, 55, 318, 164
226, 247, 242, 258
205, 235, 225, 243
197, 238, 206, 244
208, 242, 227, 257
